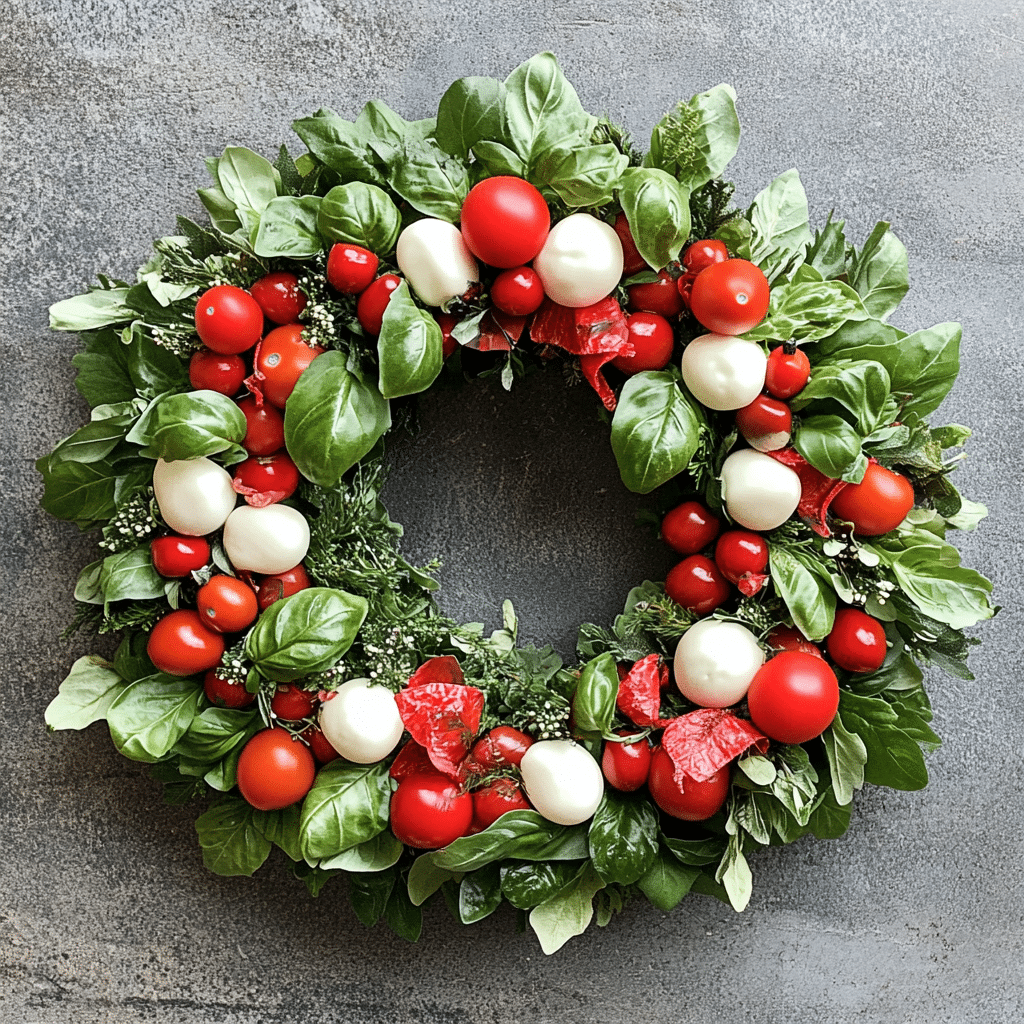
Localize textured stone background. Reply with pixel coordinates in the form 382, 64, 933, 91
3, 1, 1022, 1021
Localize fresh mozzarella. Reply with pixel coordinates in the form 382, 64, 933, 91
532, 213, 624, 307
680, 334, 767, 411
674, 619, 765, 708
152, 456, 237, 536
519, 739, 605, 826
319, 678, 405, 764
396, 218, 479, 307
720, 448, 802, 531
222, 503, 310, 574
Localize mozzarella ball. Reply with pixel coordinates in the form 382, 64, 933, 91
153, 456, 237, 536
674, 619, 765, 708
222, 503, 310, 574
720, 449, 802, 531
519, 739, 605, 826
396, 218, 479, 307
532, 213, 624, 308
681, 334, 768, 411
319, 678, 405, 764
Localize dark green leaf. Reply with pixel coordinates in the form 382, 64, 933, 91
637, 847, 700, 911
536, 144, 628, 208
588, 790, 659, 885
37, 454, 117, 525
252, 804, 304, 863
299, 760, 391, 861
317, 182, 401, 254
71, 330, 137, 406
320, 830, 404, 872
49, 417, 130, 465
793, 414, 866, 481
767, 543, 836, 641
662, 835, 726, 866
838, 690, 929, 791
384, 883, 423, 942
172, 706, 258, 765
106, 675, 203, 762
571, 653, 618, 737
99, 546, 165, 606
377, 282, 444, 399
805, 213, 848, 280
807, 786, 852, 840
196, 798, 272, 876
459, 864, 504, 923
292, 110, 381, 184
501, 860, 583, 910
618, 167, 691, 271
349, 869, 396, 928
791, 360, 891, 435
390, 139, 470, 222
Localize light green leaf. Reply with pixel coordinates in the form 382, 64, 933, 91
377, 282, 444, 399
253, 196, 323, 257
822, 711, 868, 805
50, 289, 134, 331
298, 760, 391, 861
528, 866, 605, 955
45, 656, 129, 730
216, 146, 279, 215
107, 675, 203, 763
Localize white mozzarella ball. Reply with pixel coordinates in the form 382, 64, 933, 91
720, 448, 802, 531
222, 503, 310, 574
681, 334, 768, 411
152, 456, 237, 537
532, 213, 624, 308
319, 678, 405, 764
519, 739, 604, 826
396, 218, 480, 307
674, 619, 765, 708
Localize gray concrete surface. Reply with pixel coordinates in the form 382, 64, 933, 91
3, 1, 1023, 1021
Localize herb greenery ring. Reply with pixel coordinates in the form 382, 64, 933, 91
40, 53, 994, 954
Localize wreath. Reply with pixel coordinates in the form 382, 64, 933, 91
40, 53, 995, 954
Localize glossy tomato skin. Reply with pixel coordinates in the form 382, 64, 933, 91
490, 266, 545, 316
150, 535, 210, 578
196, 575, 258, 633
735, 394, 793, 451
661, 501, 721, 555
237, 396, 285, 456
628, 270, 685, 318
203, 669, 257, 709
827, 608, 887, 673
147, 609, 225, 677
188, 349, 246, 396
714, 530, 769, 584
470, 778, 532, 832
767, 625, 823, 659
830, 462, 915, 536
647, 746, 729, 821
747, 651, 839, 744
302, 724, 340, 765
690, 259, 770, 335
356, 274, 401, 335
610, 312, 675, 374
390, 772, 474, 849
327, 243, 379, 294
682, 239, 729, 276
270, 684, 318, 721
232, 453, 300, 504
765, 345, 811, 399
601, 733, 652, 792
255, 324, 324, 408
194, 285, 264, 355
612, 212, 647, 276
469, 726, 533, 771
256, 564, 311, 611
249, 271, 307, 324
460, 176, 550, 268
236, 728, 316, 811
665, 555, 731, 616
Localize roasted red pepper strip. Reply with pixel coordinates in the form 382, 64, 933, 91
615, 654, 672, 728
766, 447, 848, 537
407, 656, 465, 688
395, 681, 484, 780
662, 708, 769, 785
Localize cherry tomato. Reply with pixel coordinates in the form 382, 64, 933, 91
232, 453, 300, 504
665, 555, 731, 616
435, 312, 459, 360
676, 271, 696, 309
188, 349, 246, 396
613, 212, 648, 277
356, 274, 401, 335
270, 684, 318, 721
470, 778, 532, 832
236, 728, 316, 811
735, 394, 793, 452
627, 270, 685, 318
682, 239, 729, 276
327, 243, 379, 294
150, 535, 210, 578
767, 625, 824, 659
256, 564, 311, 611
196, 575, 258, 633
746, 651, 839, 744
390, 772, 474, 849
690, 259, 770, 335
469, 726, 534, 771
647, 746, 729, 821
237, 396, 285, 456
765, 345, 811, 399
249, 271, 307, 324
460, 176, 550, 269
829, 462, 915, 536
203, 669, 257, 709
601, 732, 652, 792
194, 285, 264, 355
661, 501, 721, 556
147, 609, 225, 677
301, 724, 340, 765
610, 312, 675, 374
490, 266, 545, 316
714, 530, 769, 584
827, 607, 887, 673
255, 324, 324, 408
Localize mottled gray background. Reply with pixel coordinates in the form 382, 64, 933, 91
3, 1, 1022, 1021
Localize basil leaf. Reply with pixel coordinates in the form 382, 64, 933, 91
501, 860, 583, 910
662, 835, 727, 866
253, 195, 323, 258
588, 790, 659, 885
320, 830, 404, 872
837, 691, 929, 791
377, 282, 444, 399
292, 109, 382, 185
888, 323, 962, 419
471, 140, 527, 178
715, 833, 752, 912
283, 351, 391, 487
113, 632, 156, 683
195, 798, 272, 877
172, 707, 258, 764
107, 675, 203, 762
637, 847, 700, 911
71, 329, 137, 406
407, 855, 457, 906
50, 288, 134, 331
384, 884, 423, 943
317, 182, 401, 254
349, 870, 397, 927
197, 184, 243, 233
815, 317, 902, 362
793, 414, 866, 481
44, 655, 129, 731
571, 653, 618, 737
742, 279, 868, 344
611, 370, 704, 494
767, 544, 836, 641
805, 213, 849, 280
390, 139, 470, 223
245, 587, 368, 682
747, 169, 811, 280
99, 546, 165, 607
536, 144, 628, 208
807, 787, 853, 840
459, 865, 504, 923
886, 545, 994, 630
435, 76, 506, 159
122, 333, 190, 398
791, 360, 891, 434
216, 146, 279, 216
527, 866, 604, 955
848, 221, 909, 321
252, 804, 303, 863
126, 390, 247, 462
49, 417, 129, 465
822, 710, 868, 805
617, 167, 691, 270
36, 454, 117, 526
299, 761, 391, 861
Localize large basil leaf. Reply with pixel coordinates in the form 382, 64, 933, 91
435, 76, 506, 159
126, 390, 247, 462
244, 587, 368, 682
791, 360, 891, 434
36, 454, 117, 526
48, 417, 130, 465
637, 847, 700, 911
99, 546, 165, 607
50, 289, 134, 331
805, 213, 849, 280
390, 139, 470, 223
349, 871, 397, 928
887, 323, 961, 418
319, 830, 403, 872
107, 675, 203, 762
848, 221, 909, 321
837, 691, 929, 791
121, 332, 191, 398
317, 182, 401, 254
283, 351, 391, 487
195, 798, 272, 877
299, 760, 391, 861
471, 140, 526, 178
571, 653, 618, 737
793, 414, 866, 482
253, 195, 322, 257
768, 544, 836, 641
747, 169, 811, 280
71, 329, 137, 406
536, 144, 628, 208
611, 371, 704, 494
528, 866, 605, 955
172, 707, 258, 765
252, 804, 303, 863
742, 278, 868, 344
588, 790, 659, 885
292, 109, 382, 184
501, 860, 583, 910
458, 864, 504, 923
822, 711, 868, 805
377, 282, 444, 399
617, 167, 691, 270
44, 655, 129, 731
216, 146, 279, 216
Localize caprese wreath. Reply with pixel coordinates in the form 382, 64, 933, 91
40, 53, 994, 954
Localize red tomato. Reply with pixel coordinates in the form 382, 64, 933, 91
714, 530, 769, 584
682, 239, 729, 276
460, 176, 550, 269
203, 669, 256, 709
255, 324, 324, 408
188, 349, 246, 396
490, 266, 545, 316
249, 271, 307, 324
746, 651, 839, 744
237, 396, 285, 456
270, 684, 318, 721
256, 564, 311, 611
232, 453, 300, 504
690, 259, 770, 335
765, 345, 811, 399
355, 274, 401, 335
647, 746, 729, 821
827, 608, 887, 673
435, 312, 459, 360
469, 726, 533, 771
613, 212, 648, 277
830, 462, 915, 536
147, 610, 225, 677
676, 271, 696, 309
470, 778, 532, 832
301, 724, 340, 765
610, 312, 675, 374
661, 500, 721, 555
327, 243, 379, 294
665, 555, 731, 615
628, 270, 685, 318
150, 535, 210, 578
236, 728, 316, 811
390, 772, 474, 849
196, 575, 258, 633
735, 394, 793, 451
767, 625, 823, 659
194, 285, 264, 354
601, 732, 652, 792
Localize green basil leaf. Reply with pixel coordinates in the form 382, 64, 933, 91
74, 560, 104, 604
197, 184, 243, 233
715, 832, 752, 912
383, 883, 423, 943
407, 855, 457, 906
887, 545, 994, 630
805, 213, 849, 280
769, 744, 820, 826
99, 546, 165, 607
50, 288, 134, 331
536, 143, 628, 207
807, 787, 852, 840
459, 864, 504, 923
36, 454, 117, 526
471, 140, 526, 178
125, 390, 247, 462
793, 414, 866, 481
355, 99, 422, 165
122, 333, 190, 398
172, 706, 258, 764
71, 329, 137, 406
252, 804, 303, 863
377, 282, 444, 399
292, 109, 382, 185
349, 870, 397, 927
49, 417, 130, 465
390, 139, 470, 223
637, 847, 700, 911
317, 182, 401, 254
848, 221, 909, 321
113, 632, 156, 683
791, 360, 891, 434
888, 323, 962, 419
107, 675, 203, 762
815, 317, 902, 363
44, 655, 129, 730
253, 195, 323, 257
527, 866, 604, 955
767, 544, 836, 641
747, 169, 811, 281
741, 279, 868, 344
501, 860, 584, 910
216, 146, 279, 216
571, 653, 618, 737
588, 790, 659, 885
195, 798, 272, 877
320, 830, 404, 873
618, 167, 691, 271
662, 835, 727, 866
298, 760, 391, 861
435, 76, 506, 159
837, 691, 929, 791
822, 710, 868, 805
